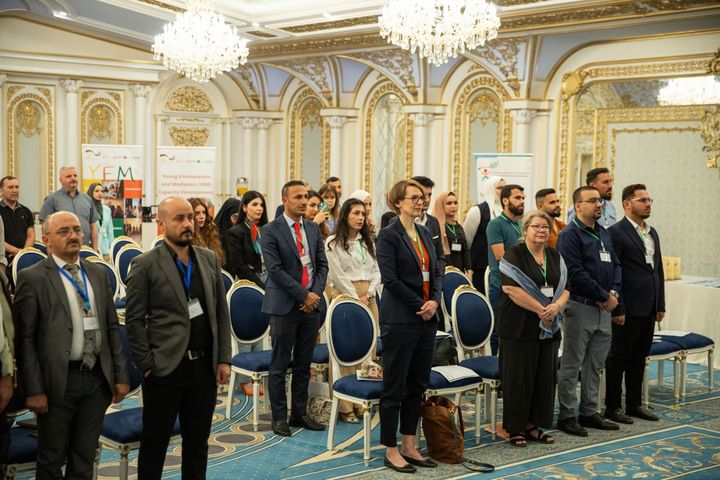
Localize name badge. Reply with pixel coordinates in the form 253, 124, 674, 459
83, 316, 100, 331
188, 298, 204, 319
300, 254, 311, 266
600, 251, 612, 263
422, 271, 430, 282
645, 254, 654, 266
541, 286, 555, 297
451, 243, 462, 252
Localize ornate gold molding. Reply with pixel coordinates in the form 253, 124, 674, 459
344, 50, 418, 99
470, 37, 524, 96
707, 48, 720, 75
267, 57, 333, 102
169, 127, 209, 146
280, 16, 378, 33
15, 101, 42, 137
247, 31, 278, 39
700, 107, 719, 170
287, 88, 329, 180
136, 0, 183, 12
609, 126, 701, 173
81, 96, 123, 145
250, 33, 387, 59
234, 66, 261, 106
165, 86, 213, 113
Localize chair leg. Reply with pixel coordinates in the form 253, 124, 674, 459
483, 383, 490, 422
262, 376, 270, 413
490, 384, 497, 439
681, 353, 688, 399
657, 359, 665, 386
673, 357, 680, 403
253, 380, 260, 431
363, 407, 372, 467
708, 350, 714, 392
642, 359, 649, 408
226, 370, 235, 419
474, 388, 481, 444
120, 452, 129, 480
326, 397, 339, 451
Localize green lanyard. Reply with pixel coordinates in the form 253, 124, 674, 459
445, 223, 457, 239
500, 213, 521, 236
526, 245, 548, 285
573, 219, 605, 250
409, 228, 427, 270
356, 239, 366, 263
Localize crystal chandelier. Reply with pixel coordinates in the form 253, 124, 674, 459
379, 0, 500, 66
152, 0, 249, 83
657, 76, 720, 106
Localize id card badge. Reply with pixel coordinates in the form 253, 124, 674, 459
422, 271, 430, 282
300, 254, 311, 266
188, 298, 204, 319
83, 316, 100, 331
645, 254, 654, 266
451, 243, 462, 252
541, 286, 555, 297
600, 251, 612, 263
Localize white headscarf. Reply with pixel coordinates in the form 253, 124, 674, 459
481, 176, 504, 219
348, 190, 371, 203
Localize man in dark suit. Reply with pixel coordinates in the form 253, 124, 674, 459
16, 211, 129, 480
605, 184, 665, 424
262, 180, 328, 437
125, 197, 231, 479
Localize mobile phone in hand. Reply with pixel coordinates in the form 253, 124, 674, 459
319, 201, 328, 214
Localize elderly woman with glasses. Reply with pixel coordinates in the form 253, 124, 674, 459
497, 210, 570, 447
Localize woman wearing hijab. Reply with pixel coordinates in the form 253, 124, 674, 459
348, 190, 377, 240
463, 176, 506, 293
87, 183, 114, 260
433, 191, 472, 276
214, 197, 241, 267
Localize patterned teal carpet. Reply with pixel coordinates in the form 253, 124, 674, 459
13, 361, 720, 479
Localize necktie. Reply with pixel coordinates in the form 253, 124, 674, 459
64, 264, 99, 369
292, 222, 310, 289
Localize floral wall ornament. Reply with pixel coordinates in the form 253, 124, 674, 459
15, 100, 43, 137
700, 106, 720, 170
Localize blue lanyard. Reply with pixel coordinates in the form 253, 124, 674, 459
175, 257, 193, 293
57, 265, 91, 312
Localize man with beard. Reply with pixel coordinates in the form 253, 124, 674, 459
486, 184, 525, 355
568, 168, 616, 228
125, 197, 231, 479
604, 184, 664, 424
535, 188, 566, 248
556, 186, 622, 437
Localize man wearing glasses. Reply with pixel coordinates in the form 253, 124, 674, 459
556, 186, 622, 437
604, 184, 664, 424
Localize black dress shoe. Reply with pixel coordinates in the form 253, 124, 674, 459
272, 420, 291, 437
288, 414, 325, 431
557, 418, 588, 437
579, 412, 620, 430
401, 454, 437, 468
604, 407, 634, 425
384, 457, 416, 474
627, 406, 659, 421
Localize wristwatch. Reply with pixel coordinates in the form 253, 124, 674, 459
609, 290, 619, 299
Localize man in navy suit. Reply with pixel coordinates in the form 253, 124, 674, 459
261, 180, 329, 437
605, 184, 665, 424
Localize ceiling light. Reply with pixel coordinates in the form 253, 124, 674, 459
152, 0, 249, 83
379, 0, 501, 66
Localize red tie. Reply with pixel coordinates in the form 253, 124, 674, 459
293, 222, 310, 288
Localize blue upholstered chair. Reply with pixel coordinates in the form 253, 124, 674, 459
643, 340, 682, 407
110, 236, 136, 266
3, 409, 37, 479
86, 257, 121, 302
221, 269, 234, 294
311, 292, 330, 381
12, 247, 47, 286
441, 266, 472, 321
658, 332, 714, 398
325, 295, 379, 467
151, 235, 165, 249
225, 280, 271, 430
115, 244, 143, 290
451, 285, 501, 437
32, 241, 47, 255
79, 246, 100, 260
424, 367, 483, 443
98, 324, 181, 480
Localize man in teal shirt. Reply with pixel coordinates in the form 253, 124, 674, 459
486, 184, 525, 354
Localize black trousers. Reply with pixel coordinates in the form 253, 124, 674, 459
36, 368, 111, 480
379, 321, 436, 447
268, 310, 321, 421
138, 356, 217, 480
605, 313, 656, 410
500, 337, 559, 434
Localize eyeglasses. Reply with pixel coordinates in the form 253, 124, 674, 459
579, 198, 602, 205
527, 224, 550, 231
49, 226, 82, 236
404, 195, 426, 204
632, 197, 654, 204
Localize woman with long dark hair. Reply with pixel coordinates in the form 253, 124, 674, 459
87, 183, 114, 260
225, 191, 269, 287
188, 197, 225, 265
318, 183, 339, 232
214, 197, 241, 267
305, 190, 331, 240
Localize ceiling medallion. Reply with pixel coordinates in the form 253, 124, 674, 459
152, 0, 249, 83
378, 0, 500, 66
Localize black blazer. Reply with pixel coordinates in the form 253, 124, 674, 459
225, 222, 265, 288
376, 219, 443, 324
609, 217, 665, 317
388, 213, 446, 272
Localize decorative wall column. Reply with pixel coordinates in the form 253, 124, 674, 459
130, 84, 152, 202
510, 109, 538, 154
239, 118, 256, 189
60, 79, 82, 170
0, 74, 6, 179
222, 118, 233, 199
255, 119, 273, 197
154, 114, 168, 203
408, 113, 434, 177
326, 116, 348, 179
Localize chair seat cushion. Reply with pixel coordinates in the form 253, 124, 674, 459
333, 375, 383, 400
649, 340, 683, 357
7, 427, 37, 464
659, 333, 714, 351
460, 356, 500, 380
312, 344, 329, 364
427, 370, 480, 390
231, 350, 274, 372
102, 408, 180, 444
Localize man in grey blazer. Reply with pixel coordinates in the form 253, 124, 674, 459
262, 180, 328, 437
16, 212, 129, 480
125, 197, 231, 480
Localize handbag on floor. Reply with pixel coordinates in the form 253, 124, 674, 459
420, 396, 495, 473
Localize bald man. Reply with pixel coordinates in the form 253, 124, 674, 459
16, 211, 128, 480
125, 197, 231, 479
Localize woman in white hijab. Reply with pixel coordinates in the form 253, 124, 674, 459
462, 176, 506, 293
348, 189, 377, 238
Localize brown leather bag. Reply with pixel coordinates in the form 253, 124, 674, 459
421, 396, 494, 472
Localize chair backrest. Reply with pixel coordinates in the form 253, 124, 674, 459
117, 324, 144, 394
221, 269, 234, 294
326, 295, 377, 381
441, 267, 472, 318
79, 246, 100, 260
483, 266, 490, 296
33, 241, 47, 254
151, 235, 165, 249
12, 248, 47, 285
86, 257, 120, 299
451, 285, 494, 360
226, 280, 269, 344
110, 236, 136, 265
115, 244, 143, 288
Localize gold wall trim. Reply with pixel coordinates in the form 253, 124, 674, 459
287, 88, 329, 180
265, 57, 333, 103
168, 127, 209, 147
247, 31, 278, 39
81, 96, 123, 145
165, 86, 213, 113
280, 16, 378, 33
342, 50, 418, 100
609, 126, 701, 173
701, 106, 719, 169
136, 0, 183, 13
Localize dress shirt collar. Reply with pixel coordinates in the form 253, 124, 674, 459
626, 216, 650, 234
415, 213, 428, 226
163, 240, 197, 262
283, 213, 305, 229
52, 254, 81, 269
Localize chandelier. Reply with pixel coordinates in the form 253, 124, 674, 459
379, 0, 500, 66
657, 76, 720, 106
152, 0, 249, 83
